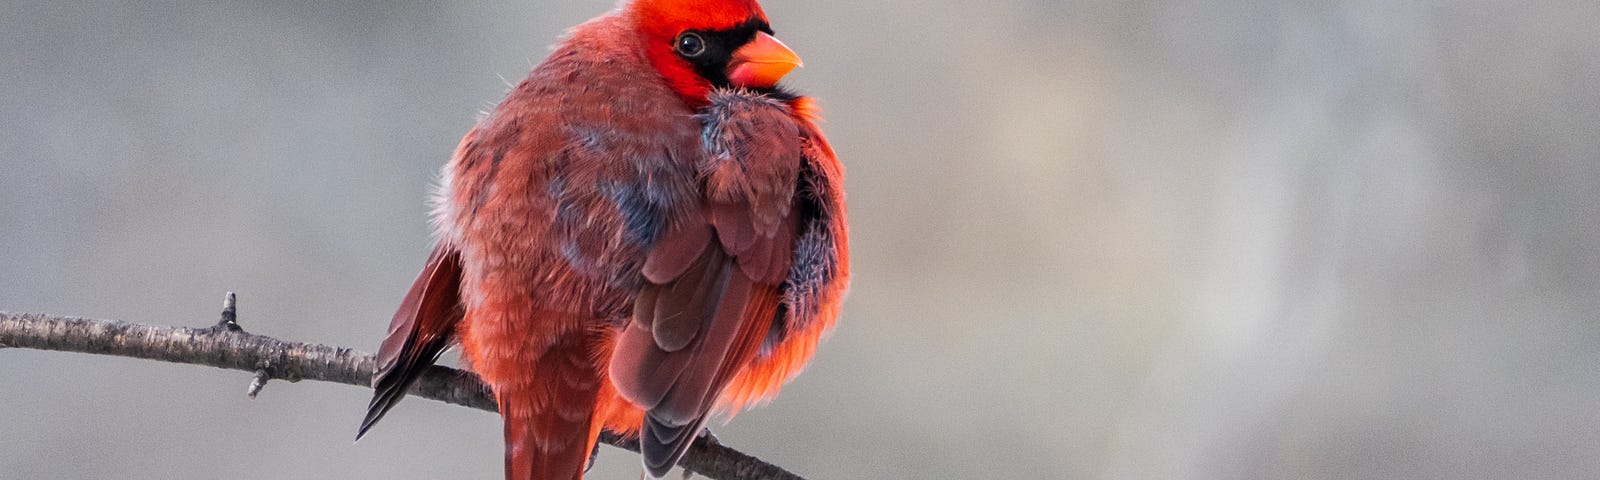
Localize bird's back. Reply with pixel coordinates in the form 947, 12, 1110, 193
438, 14, 709, 480
440, 14, 705, 320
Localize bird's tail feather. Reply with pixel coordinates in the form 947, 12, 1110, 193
498, 333, 602, 480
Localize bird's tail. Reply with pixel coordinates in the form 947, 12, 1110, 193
496, 333, 603, 480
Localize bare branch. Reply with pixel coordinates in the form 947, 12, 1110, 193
0, 296, 804, 480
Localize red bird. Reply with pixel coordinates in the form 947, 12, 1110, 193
356, 0, 849, 478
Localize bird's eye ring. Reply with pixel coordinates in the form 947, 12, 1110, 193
675, 32, 706, 57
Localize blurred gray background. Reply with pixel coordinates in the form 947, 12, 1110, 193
3, 1, 1598, 479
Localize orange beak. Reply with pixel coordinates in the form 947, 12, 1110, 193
727, 32, 803, 89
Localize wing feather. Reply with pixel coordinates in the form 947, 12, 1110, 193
608, 90, 806, 478
714, 96, 852, 413
358, 244, 463, 440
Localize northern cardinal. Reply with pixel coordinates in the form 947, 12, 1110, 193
355, 0, 849, 478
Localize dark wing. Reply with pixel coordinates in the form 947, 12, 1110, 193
357, 244, 463, 440
608, 91, 803, 477
716, 100, 851, 409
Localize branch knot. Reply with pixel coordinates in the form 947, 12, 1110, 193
214, 292, 242, 333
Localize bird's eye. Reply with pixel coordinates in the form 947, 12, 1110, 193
675, 32, 706, 57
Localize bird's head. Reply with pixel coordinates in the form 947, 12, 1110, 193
625, 0, 803, 105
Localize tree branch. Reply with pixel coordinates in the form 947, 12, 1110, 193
0, 294, 804, 480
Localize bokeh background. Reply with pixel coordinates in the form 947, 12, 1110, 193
4, 1, 1598, 478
